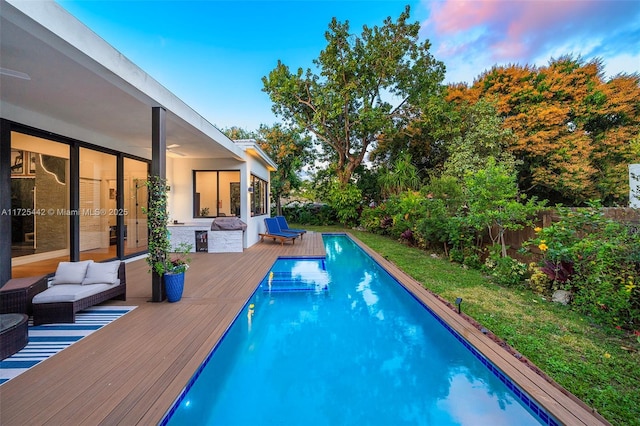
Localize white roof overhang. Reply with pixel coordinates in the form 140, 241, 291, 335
0, 0, 244, 160
234, 139, 278, 172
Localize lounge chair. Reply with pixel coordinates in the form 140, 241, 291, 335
275, 216, 307, 238
259, 217, 298, 245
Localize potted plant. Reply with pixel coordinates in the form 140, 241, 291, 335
163, 242, 193, 302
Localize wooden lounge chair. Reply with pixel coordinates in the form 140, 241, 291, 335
275, 216, 306, 238
258, 217, 297, 245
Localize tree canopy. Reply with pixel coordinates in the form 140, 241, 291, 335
441, 98, 517, 181
256, 124, 313, 215
447, 56, 640, 205
221, 125, 313, 215
262, 5, 445, 184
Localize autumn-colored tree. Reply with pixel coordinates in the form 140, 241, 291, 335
447, 56, 640, 205
263, 6, 445, 185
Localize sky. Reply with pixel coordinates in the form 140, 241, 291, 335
57, 0, 640, 132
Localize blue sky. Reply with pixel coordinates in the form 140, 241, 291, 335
57, 0, 639, 132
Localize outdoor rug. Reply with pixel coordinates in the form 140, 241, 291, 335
0, 305, 136, 385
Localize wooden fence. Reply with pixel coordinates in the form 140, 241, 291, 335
504, 208, 639, 261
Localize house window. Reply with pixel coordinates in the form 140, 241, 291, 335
250, 174, 268, 216
193, 170, 241, 217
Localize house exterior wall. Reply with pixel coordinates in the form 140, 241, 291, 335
243, 154, 272, 247
166, 155, 272, 249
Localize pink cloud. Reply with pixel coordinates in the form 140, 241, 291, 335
423, 0, 637, 62
429, 0, 504, 35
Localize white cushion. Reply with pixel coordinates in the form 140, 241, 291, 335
82, 261, 121, 285
32, 282, 119, 304
51, 260, 93, 285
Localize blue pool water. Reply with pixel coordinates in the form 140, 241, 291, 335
164, 234, 554, 425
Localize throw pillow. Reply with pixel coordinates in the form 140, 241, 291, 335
51, 260, 93, 285
82, 260, 121, 285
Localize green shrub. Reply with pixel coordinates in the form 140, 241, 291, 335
282, 202, 337, 226
360, 204, 392, 235
527, 263, 553, 294
524, 201, 640, 328
326, 181, 363, 226
483, 248, 529, 287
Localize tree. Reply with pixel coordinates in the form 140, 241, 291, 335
370, 95, 455, 181
465, 158, 544, 258
256, 124, 313, 215
442, 98, 517, 181
448, 56, 640, 205
326, 180, 362, 226
262, 6, 445, 184
221, 126, 257, 140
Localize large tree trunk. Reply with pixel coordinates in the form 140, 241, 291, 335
275, 197, 282, 217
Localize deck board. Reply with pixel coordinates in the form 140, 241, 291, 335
0, 232, 607, 425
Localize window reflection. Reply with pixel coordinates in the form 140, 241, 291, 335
250, 175, 267, 216
10, 131, 150, 278
11, 132, 70, 274
79, 148, 116, 261
124, 158, 148, 255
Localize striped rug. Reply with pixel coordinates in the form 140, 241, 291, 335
0, 305, 136, 385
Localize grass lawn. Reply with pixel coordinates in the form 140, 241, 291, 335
305, 225, 640, 426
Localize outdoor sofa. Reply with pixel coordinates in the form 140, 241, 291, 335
32, 260, 126, 325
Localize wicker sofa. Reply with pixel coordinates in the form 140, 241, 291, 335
32, 260, 126, 325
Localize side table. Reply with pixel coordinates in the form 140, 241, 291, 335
0, 275, 48, 315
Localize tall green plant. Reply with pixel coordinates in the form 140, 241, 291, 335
326, 181, 362, 226
465, 157, 544, 257
142, 176, 171, 276
379, 152, 421, 197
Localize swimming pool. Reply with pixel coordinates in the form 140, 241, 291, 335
162, 234, 555, 425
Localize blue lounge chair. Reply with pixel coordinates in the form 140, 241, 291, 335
275, 216, 307, 238
259, 217, 298, 245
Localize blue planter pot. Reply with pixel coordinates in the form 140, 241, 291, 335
164, 272, 185, 303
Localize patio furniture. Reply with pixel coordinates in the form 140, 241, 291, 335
275, 216, 307, 238
32, 260, 126, 325
0, 313, 29, 360
0, 275, 48, 315
258, 218, 298, 245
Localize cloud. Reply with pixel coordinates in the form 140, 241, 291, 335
419, 0, 640, 83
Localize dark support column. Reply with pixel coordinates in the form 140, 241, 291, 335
0, 120, 12, 286
150, 106, 167, 302
69, 143, 80, 261
152, 107, 167, 178
116, 154, 125, 259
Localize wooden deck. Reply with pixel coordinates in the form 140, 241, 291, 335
0, 232, 607, 425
